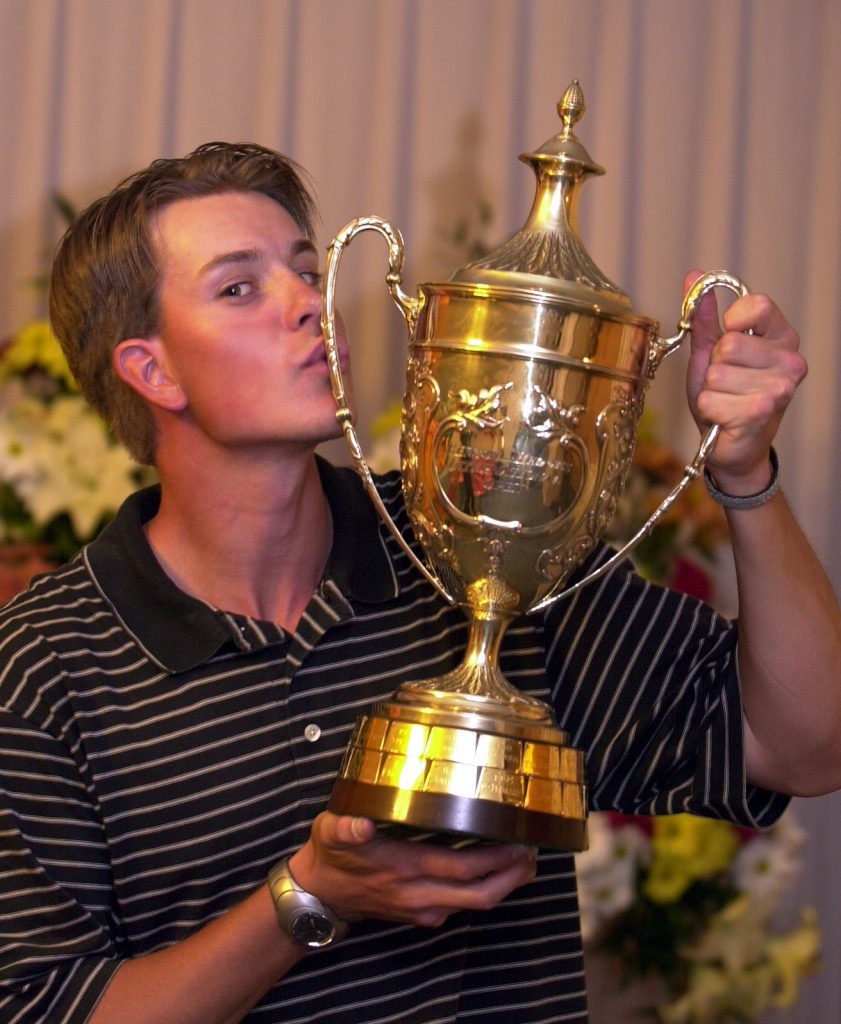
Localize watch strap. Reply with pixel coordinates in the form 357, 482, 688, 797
704, 446, 780, 510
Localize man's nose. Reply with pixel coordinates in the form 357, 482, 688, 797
280, 273, 322, 330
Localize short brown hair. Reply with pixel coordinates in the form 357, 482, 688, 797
49, 142, 318, 465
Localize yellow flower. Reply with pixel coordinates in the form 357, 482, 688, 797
2, 320, 77, 389
644, 816, 739, 904
657, 964, 730, 1024
767, 908, 821, 1007
644, 859, 695, 904
690, 821, 739, 880
371, 398, 403, 439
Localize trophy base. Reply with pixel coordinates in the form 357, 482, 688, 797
329, 696, 588, 851
330, 778, 587, 849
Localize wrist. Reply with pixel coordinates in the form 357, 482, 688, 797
704, 447, 780, 510
267, 857, 348, 950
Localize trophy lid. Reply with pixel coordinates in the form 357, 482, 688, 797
451, 81, 631, 315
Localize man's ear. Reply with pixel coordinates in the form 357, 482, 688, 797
113, 338, 187, 411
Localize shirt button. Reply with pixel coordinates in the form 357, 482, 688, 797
304, 724, 321, 742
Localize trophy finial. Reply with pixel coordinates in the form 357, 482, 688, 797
452, 80, 627, 307
558, 80, 586, 135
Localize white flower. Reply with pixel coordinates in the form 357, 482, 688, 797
730, 813, 805, 910
576, 815, 649, 941
1, 386, 138, 539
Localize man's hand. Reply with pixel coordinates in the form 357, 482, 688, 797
678, 272, 841, 796
289, 812, 538, 929
684, 270, 807, 495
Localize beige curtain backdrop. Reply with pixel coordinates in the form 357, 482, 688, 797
2, 1, 839, 1020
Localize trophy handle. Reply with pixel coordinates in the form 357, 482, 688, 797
321, 217, 456, 607
532, 271, 749, 611
648, 271, 749, 374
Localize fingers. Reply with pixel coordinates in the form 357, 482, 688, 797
700, 303, 806, 415
298, 812, 538, 930
704, 332, 805, 391
404, 838, 536, 887
721, 292, 799, 348
405, 846, 538, 928
684, 275, 799, 361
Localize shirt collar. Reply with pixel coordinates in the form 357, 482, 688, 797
85, 458, 398, 673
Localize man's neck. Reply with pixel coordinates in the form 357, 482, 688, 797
144, 451, 333, 631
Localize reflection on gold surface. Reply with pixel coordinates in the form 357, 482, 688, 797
476, 734, 523, 771
380, 753, 427, 791
525, 777, 564, 815
522, 742, 562, 779
424, 726, 479, 764
384, 722, 429, 757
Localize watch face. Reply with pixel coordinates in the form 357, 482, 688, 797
292, 910, 336, 948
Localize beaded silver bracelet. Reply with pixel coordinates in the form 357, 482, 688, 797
703, 447, 780, 510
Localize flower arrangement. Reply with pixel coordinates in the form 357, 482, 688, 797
576, 811, 820, 1022
602, 408, 729, 592
0, 193, 152, 603
0, 319, 147, 599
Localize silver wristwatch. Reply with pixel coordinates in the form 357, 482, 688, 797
267, 858, 348, 950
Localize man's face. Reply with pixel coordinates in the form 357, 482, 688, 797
147, 190, 350, 451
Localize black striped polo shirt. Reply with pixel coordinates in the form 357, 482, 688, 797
0, 459, 786, 1023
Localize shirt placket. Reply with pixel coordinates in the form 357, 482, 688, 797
281, 580, 355, 803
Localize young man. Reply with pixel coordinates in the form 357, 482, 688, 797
1, 142, 839, 1024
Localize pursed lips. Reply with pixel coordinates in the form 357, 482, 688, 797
302, 337, 350, 373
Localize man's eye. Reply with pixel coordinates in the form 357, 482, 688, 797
219, 281, 254, 299
299, 270, 323, 287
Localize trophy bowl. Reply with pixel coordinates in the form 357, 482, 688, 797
321, 81, 746, 850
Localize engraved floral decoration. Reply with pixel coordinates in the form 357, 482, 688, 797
368, 400, 727, 595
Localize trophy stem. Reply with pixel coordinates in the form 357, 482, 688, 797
398, 612, 554, 724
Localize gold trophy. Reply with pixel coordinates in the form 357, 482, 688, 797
321, 81, 746, 850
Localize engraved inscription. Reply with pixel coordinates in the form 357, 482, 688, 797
477, 767, 526, 806
423, 760, 479, 798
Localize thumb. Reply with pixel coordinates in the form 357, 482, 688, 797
322, 811, 378, 848
683, 269, 722, 356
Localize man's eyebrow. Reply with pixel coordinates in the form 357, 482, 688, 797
198, 239, 317, 278
198, 249, 261, 277
291, 238, 318, 258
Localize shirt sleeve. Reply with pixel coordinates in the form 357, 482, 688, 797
0, 708, 122, 1023
542, 548, 789, 829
